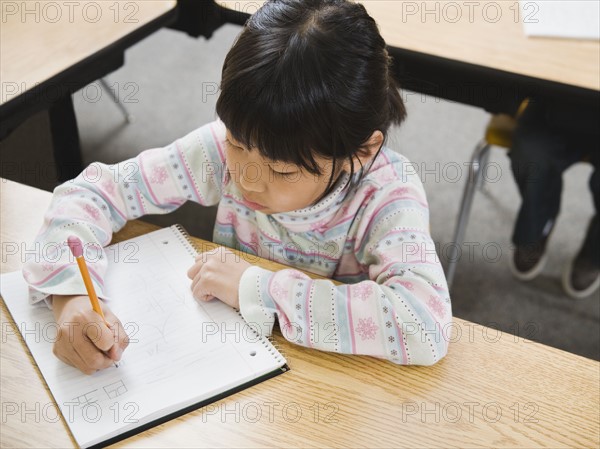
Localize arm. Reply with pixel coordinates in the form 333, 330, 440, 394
237, 175, 451, 365
22, 119, 228, 306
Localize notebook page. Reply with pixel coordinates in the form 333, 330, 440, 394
1, 226, 285, 448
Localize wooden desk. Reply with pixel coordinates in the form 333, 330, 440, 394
1, 178, 598, 448
363, 0, 600, 112
220, 0, 599, 112
0, 1, 177, 107
0, 1, 178, 179
361, 0, 599, 92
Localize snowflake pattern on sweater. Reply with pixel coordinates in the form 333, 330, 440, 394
22, 119, 452, 365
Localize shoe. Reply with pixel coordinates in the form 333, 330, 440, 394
509, 220, 554, 281
563, 216, 600, 299
509, 241, 549, 281
563, 255, 600, 299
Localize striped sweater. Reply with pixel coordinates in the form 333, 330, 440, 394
22, 119, 452, 365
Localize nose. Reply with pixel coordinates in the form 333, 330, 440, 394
239, 162, 266, 193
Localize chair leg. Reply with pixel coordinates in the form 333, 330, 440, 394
100, 78, 135, 124
446, 140, 492, 290
476, 144, 491, 191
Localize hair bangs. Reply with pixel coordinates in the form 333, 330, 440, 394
217, 39, 336, 176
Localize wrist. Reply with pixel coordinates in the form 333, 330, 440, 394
51, 294, 87, 320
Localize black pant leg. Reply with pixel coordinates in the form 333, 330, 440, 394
581, 150, 600, 266
508, 121, 578, 246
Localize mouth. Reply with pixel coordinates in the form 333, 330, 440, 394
241, 196, 266, 210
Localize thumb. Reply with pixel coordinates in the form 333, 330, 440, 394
84, 310, 115, 352
103, 309, 129, 361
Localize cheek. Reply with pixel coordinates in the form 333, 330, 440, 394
224, 147, 239, 168
224, 149, 248, 182
274, 176, 322, 203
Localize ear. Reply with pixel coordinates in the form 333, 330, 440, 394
340, 130, 384, 172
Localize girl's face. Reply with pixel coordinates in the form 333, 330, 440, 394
224, 130, 343, 214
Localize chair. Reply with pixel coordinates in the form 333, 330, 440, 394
446, 100, 529, 289
99, 78, 135, 124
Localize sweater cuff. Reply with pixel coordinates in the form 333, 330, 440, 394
26, 282, 111, 310
238, 266, 277, 338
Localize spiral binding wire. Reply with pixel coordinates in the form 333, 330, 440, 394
173, 223, 201, 256
266, 338, 288, 372
171, 224, 289, 372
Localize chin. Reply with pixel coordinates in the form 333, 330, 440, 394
258, 206, 283, 215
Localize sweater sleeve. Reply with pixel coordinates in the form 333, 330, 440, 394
238, 168, 451, 366
22, 119, 228, 307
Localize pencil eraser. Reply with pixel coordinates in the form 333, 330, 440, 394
67, 235, 84, 258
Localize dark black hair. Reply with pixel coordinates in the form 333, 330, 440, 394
216, 0, 406, 202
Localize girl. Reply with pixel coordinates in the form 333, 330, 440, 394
23, 0, 451, 374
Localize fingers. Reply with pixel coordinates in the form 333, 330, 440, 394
190, 267, 204, 293
103, 311, 129, 361
84, 311, 115, 352
188, 249, 226, 298
196, 292, 216, 302
52, 297, 130, 374
187, 257, 202, 280
191, 269, 216, 302
189, 257, 208, 295
188, 260, 217, 302
187, 248, 237, 280
187, 249, 216, 279
54, 347, 95, 375
73, 341, 114, 374
53, 324, 113, 375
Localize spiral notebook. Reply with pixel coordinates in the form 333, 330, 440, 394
0, 225, 288, 448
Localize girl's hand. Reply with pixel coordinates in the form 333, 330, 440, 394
52, 295, 129, 375
187, 247, 253, 310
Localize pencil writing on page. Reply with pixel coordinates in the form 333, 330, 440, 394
67, 235, 119, 368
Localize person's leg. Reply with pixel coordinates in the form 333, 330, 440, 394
508, 111, 580, 279
510, 125, 565, 245
587, 149, 599, 267
564, 146, 600, 298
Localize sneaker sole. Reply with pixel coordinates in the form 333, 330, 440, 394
508, 251, 548, 281
562, 260, 600, 299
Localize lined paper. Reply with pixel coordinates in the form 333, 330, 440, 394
1, 226, 285, 448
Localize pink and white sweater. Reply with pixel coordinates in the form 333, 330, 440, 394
22, 119, 452, 365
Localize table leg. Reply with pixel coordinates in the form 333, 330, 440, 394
169, 0, 250, 38
48, 95, 83, 182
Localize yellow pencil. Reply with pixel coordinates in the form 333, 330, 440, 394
67, 235, 119, 368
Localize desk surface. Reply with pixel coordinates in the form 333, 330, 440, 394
0, 0, 177, 106
1, 178, 598, 448
220, 0, 600, 92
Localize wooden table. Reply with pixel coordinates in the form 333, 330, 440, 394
369, 0, 599, 114
220, 0, 599, 113
0, 1, 178, 180
361, 0, 599, 92
0, 1, 177, 108
1, 178, 598, 448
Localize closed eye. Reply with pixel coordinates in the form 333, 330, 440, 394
272, 169, 296, 176
224, 138, 245, 151
270, 166, 299, 177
